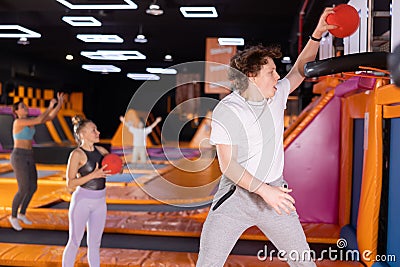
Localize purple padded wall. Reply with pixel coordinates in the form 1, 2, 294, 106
0, 106, 41, 116
334, 76, 376, 97
283, 97, 341, 224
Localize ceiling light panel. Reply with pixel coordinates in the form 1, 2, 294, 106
81, 50, 146, 60
127, 73, 160, 80
55, 0, 137, 9
77, 34, 123, 43
82, 65, 121, 72
180, 7, 218, 18
218, 38, 244, 46
62, 16, 102, 27
0, 25, 41, 38
146, 68, 177, 74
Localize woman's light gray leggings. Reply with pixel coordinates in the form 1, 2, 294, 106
10, 148, 38, 218
62, 186, 107, 267
197, 177, 316, 267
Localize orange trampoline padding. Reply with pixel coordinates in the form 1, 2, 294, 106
376, 83, 400, 105
0, 243, 363, 267
0, 180, 65, 208
356, 85, 384, 266
0, 164, 12, 174
0, 208, 206, 234
0, 209, 340, 244
312, 76, 342, 95
59, 158, 221, 205
59, 185, 215, 205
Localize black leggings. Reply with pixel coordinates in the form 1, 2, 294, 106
10, 148, 38, 217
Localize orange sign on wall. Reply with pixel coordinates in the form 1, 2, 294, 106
204, 38, 237, 94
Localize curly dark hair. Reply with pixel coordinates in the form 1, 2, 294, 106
228, 45, 282, 92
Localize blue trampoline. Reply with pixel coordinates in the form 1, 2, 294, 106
126, 163, 168, 170
0, 170, 60, 179
0, 159, 10, 164
106, 173, 148, 183
373, 118, 400, 267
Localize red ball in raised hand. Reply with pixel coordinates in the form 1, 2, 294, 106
327, 4, 360, 38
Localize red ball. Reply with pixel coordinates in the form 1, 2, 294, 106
326, 4, 360, 38
102, 154, 123, 174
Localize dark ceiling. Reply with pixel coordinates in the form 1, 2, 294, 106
0, 0, 348, 90
0, 0, 348, 138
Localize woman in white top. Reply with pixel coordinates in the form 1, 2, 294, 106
119, 116, 161, 163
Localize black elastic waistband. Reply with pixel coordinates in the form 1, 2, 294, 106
12, 148, 34, 155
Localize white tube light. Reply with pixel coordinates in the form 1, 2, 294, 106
82, 65, 121, 73
0, 25, 41, 38
77, 34, 123, 43
127, 73, 160, 80
180, 7, 218, 18
218, 38, 244, 46
55, 0, 137, 9
146, 68, 177, 74
62, 16, 102, 27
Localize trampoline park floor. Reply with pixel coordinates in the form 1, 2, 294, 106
0, 157, 222, 207
0, 155, 358, 266
0, 206, 361, 267
0, 242, 362, 267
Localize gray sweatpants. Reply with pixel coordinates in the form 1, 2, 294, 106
197, 177, 316, 267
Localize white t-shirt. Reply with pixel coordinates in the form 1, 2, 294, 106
210, 78, 290, 184
128, 126, 153, 147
